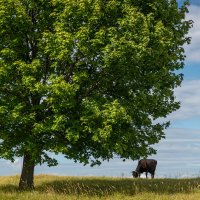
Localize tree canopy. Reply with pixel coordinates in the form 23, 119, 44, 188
0, 0, 192, 189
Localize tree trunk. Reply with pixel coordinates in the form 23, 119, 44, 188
19, 152, 35, 191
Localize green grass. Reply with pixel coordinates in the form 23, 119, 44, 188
1, 175, 200, 199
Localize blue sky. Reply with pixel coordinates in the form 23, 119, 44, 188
1, 0, 200, 178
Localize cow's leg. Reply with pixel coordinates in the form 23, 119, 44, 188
145, 172, 148, 178
151, 173, 154, 179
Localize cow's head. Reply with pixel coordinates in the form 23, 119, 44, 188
132, 171, 139, 178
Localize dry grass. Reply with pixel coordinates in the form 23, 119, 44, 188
0, 175, 200, 199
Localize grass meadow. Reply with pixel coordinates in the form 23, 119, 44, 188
1, 175, 200, 199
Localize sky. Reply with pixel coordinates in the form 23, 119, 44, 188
1, 0, 200, 178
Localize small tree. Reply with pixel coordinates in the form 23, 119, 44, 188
0, 0, 192, 190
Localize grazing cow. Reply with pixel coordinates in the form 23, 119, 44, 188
132, 159, 157, 179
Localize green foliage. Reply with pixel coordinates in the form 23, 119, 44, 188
0, 0, 192, 167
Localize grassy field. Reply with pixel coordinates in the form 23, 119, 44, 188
1, 175, 200, 200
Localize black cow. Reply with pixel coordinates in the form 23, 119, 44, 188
132, 159, 157, 179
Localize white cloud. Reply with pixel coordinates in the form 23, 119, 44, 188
185, 5, 200, 62
6, 158, 22, 169
168, 80, 200, 120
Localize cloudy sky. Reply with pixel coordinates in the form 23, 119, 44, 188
1, 0, 200, 178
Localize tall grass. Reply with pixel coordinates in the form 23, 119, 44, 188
1, 175, 200, 199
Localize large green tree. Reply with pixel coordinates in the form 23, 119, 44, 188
0, 0, 192, 190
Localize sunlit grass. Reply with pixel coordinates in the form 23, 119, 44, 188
1, 175, 200, 199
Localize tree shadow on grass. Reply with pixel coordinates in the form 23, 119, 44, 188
0, 184, 18, 193
35, 177, 200, 196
